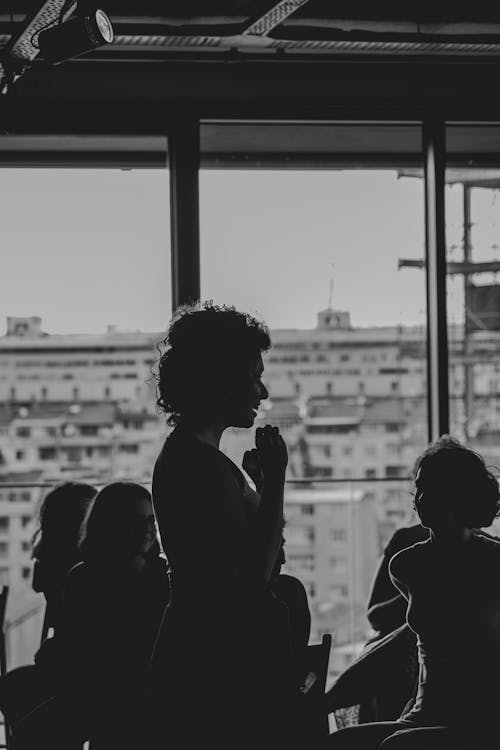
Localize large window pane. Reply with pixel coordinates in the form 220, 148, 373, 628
446, 125, 500, 537
0, 162, 170, 664
200, 123, 427, 681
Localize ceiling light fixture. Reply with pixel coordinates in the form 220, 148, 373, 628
37, 4, 114, 64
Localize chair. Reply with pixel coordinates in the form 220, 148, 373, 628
0, 586, 11, 749
296, 633, 332, 740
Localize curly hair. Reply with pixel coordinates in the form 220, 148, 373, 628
413, 435, 500, 529
155, 301, 271, 426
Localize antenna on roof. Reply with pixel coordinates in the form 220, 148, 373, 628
328, 262, 335, 309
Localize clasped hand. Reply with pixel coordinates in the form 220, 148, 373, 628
243, 425, 288, 491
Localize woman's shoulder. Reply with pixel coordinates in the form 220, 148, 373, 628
154, 428, 244, 492
389, 539, 429, 578
385, 524, 429, 558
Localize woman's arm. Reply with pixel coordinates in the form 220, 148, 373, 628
388, 549, 412, 600
254, 426, 288, 583
367, 552, 408, 633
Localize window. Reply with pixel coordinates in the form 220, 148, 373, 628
301, 504, 315, 516
385, 466, 405, 478
365, 468, 377, 479
331, 584, 349, 598
80, 426, 99, 436
119, 444, 139, 454
39, 447, 56, 460
16, 427, 31, 438
15, 450, 24, 460
286, 526, 314, 546
0, 518, 9, 531
287, 553, 315, 571
329, 558, 348, 574
331, 529, 347, 543
445, 131, 500, 451
0, 543, 8, 558
21, 516, 31, 528
22, 567, 31, 580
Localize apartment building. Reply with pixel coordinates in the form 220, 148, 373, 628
282, 486, 379, 648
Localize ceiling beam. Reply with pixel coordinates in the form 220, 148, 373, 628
1, 0, 76, 91
243, 0, 310, 37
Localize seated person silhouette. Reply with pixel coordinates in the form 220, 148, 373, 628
0, 482, 96, 728
12, 482, 170, 750
327, 513, 426, 728
328, 436, 500, 750
150, 302, 303, 749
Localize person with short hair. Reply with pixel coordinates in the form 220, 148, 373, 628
328, 436, 500, 750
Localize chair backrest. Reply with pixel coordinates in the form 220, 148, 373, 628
0, 587, 9, 677
297, 633, 332, 739
0, 586, 10, 749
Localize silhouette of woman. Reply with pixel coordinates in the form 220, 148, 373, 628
328, 436, 500, 750
32, 482, 97, 639
0, 482, 96, 727
12, 482, 170, 750
150, 302, 297, 748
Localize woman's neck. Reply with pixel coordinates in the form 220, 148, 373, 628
429, 525, 474, 547
182, 419, 227, 449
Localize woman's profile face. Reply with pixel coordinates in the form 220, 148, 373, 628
413, 466, 455, 530
225, 354, 269, 429
123, 496, 157, 558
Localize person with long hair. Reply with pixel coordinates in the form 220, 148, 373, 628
328, 436, 500, 750
150, 301, 300, 748
12, 482, 170, 750
32, 481, 97, 636
0, 482, 96, 730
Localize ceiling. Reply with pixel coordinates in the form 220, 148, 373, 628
3, 2, 500, 134
4, 1, 500, 62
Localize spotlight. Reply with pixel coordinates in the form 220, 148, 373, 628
37, 7, 114, 64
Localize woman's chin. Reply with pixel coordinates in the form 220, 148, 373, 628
231, 409, 257, 429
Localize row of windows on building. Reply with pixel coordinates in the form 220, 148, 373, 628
0, 516, 32, 529
16, 422, 147, 438
300, 466, 406, 479
286, 527, 348, 545
11, 358, 153, 368
310, 443, 402, 457
7, 384, 144, 400
37, 444, 140, 461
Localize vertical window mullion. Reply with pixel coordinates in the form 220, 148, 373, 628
168, 118, 200, 311
423, 119, 449, 442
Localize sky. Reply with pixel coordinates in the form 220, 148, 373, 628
1, 167, 499, 336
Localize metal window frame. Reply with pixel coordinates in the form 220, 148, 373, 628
169, 117, 450, 441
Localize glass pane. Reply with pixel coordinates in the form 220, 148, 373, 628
0, 164, 170, 665
446, 126, 500, 535
200, 123, 427, 682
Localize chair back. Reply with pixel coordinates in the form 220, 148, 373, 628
0, 587, 9, 677
0, 586, 10, 749
297, 633, 332, 739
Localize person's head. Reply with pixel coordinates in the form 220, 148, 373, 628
81, 482, 159, 566
32, 482, 97, 569
412, 435, 500, 530
156, 301, 271, 429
